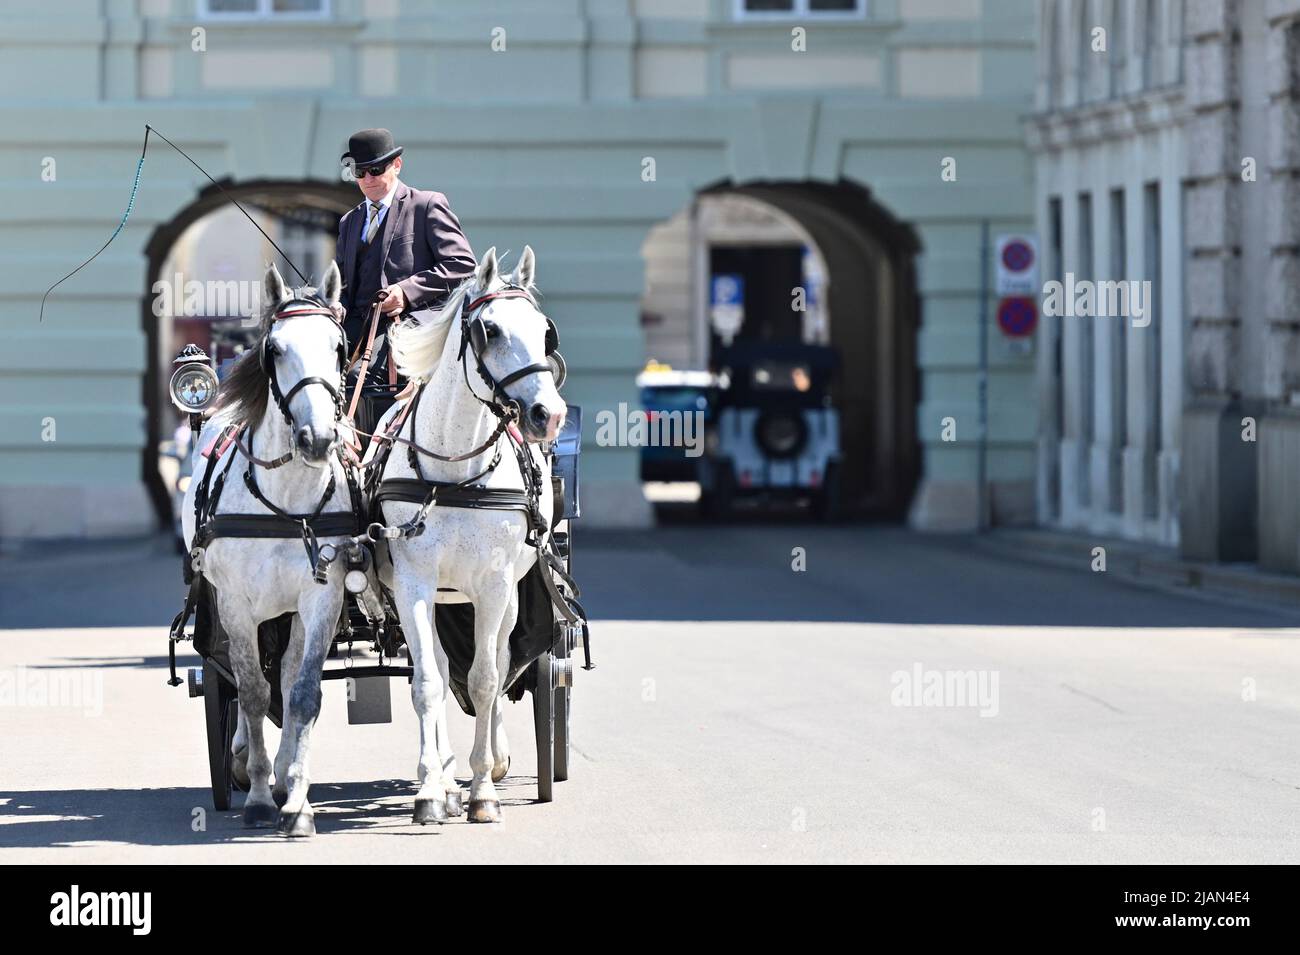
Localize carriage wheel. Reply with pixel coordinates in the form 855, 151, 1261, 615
532, 652, 556, 803
203, 661, 239, 812
554, 630, 571, 783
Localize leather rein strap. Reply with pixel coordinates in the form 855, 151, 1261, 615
344, 291, 400, 427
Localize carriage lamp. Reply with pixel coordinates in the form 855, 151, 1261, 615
547, 351, 567, 390
169, 344, 220, 415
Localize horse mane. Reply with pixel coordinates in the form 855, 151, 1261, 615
391, 252, 539, 382
390, 279, 473, 382
212, 338, 270, 427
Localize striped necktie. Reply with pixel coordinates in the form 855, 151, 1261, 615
363, 201, 382, 245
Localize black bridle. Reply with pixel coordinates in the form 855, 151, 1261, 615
227, 296, 363, 581
458, 285, 558, 416
367, 283, 561, 544
261, 296, 350, 429
362, 280, 586, 642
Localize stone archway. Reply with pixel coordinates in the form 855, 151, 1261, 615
642, 178, 921, 519
712, 181, 922, 518
140, 180, 357, 524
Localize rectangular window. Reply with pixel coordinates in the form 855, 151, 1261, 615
1078, 192, 1094, 508
201, 0, 328, 18
1109, 188, 1128, 515
1109, 188, 1128, 500
1143, 181, 1162, 521
735, 0, 866, 19
1047, 195, 1064, 520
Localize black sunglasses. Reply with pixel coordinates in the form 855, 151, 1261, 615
353, 159, 393, 179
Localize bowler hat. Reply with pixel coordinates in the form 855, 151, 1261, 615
341, 128, 404, 169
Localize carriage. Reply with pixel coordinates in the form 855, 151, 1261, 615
166, 263, 589, 821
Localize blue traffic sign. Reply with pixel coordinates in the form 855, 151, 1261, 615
711, 274, 744, 307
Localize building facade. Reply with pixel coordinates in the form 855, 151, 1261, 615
1029, 0, 1300, 574
1028, 0, 1187, 546
0, 0, 1036, 540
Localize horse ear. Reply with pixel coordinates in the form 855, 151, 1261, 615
264, 263, 291, 307
321, 260, 343, 306
512, 245, 535, 289
476, 247, 498, 288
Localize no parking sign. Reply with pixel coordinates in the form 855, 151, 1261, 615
995, 234, 1039, 339
996, 235, 1039, 296
997, 296, 1038, 338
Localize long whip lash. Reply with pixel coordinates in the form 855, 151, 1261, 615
39, 123, 310, 322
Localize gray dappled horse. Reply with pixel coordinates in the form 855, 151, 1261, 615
380, 246, 565, 824
182, 263, 352, 837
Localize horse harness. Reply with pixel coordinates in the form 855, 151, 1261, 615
365, 285, 582, 624
168, 286, 584, 686
168, 296, 368, 685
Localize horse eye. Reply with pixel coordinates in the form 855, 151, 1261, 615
482, 320, 501, 339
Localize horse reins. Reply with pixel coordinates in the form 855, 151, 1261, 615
344, 290, 400, 427
365, 284, 553, 471
361, 281, 589, 654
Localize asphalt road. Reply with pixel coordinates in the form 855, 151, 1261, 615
2, 525, 1298, 863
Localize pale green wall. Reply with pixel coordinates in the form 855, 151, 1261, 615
0, 0, 1036, 537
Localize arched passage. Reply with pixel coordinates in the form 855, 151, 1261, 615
141, 180, 357, 524
640, 179, 921, 519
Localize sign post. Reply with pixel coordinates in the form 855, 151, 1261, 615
981, 233, 1041, 530
977, 222, 989, 532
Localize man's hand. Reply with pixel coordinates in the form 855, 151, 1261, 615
379, 285, 407, 315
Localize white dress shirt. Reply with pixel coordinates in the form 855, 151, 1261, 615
360, 180, 399, 242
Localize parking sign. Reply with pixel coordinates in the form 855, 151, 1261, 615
995, 235, 1039, 297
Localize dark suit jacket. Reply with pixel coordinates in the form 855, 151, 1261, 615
334, 182, 476, 319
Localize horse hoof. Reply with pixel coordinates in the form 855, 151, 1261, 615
467, 799, 501, 824
413, 798, 448, 825
491, 757, 510, 784
277, 809, 316, 838
445, 790, 463, 818
272, 787, 287, 808
242, 801, 278, 829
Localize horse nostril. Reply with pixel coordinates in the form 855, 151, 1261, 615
296, 425, 315, 449
528, 404, 550, 429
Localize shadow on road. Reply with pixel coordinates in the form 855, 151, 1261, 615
0, 775, 543, 849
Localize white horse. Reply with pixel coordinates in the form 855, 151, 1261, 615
182, 262, 351, 837
379, 246, 565, 824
